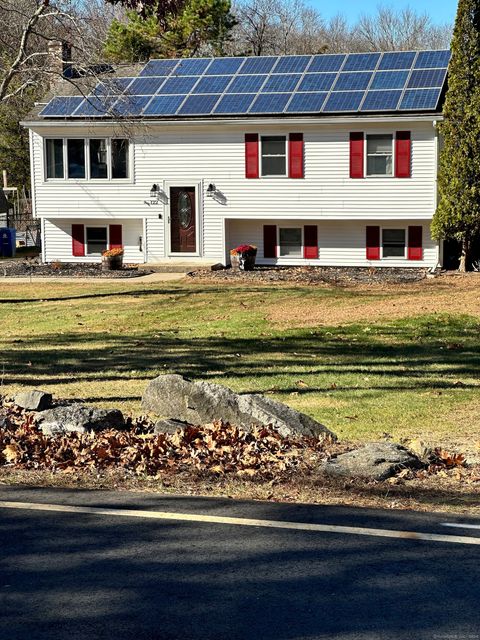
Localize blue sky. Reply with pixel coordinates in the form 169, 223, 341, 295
312, 1, 457, 25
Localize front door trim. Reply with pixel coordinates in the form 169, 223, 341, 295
166, 182, 202, 257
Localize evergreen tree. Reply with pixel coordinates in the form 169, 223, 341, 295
431, 0, 480, 271
104, 0, 236, 61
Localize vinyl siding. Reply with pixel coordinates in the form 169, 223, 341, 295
29, 119, 438, 264
228, 219, 438, 268
43, 218, 144, 263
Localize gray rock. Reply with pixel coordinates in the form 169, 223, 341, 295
35, 404, 125, 436
210, 263, 225, 271
0, 415, 6, 429
142, 374, 335, 439
322, 442, 422, 481
154, 418, 191, 434
15, 389, 52, 411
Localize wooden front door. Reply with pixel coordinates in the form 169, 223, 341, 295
170, 187, 196, 253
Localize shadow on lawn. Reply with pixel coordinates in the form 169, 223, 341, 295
3, 317, 480, 396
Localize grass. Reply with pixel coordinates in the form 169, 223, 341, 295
1, 277, 480, 447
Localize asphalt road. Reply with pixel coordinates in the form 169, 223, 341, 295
1, 486, 480, 640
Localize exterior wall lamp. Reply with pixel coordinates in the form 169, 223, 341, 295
206, 183, 216, 197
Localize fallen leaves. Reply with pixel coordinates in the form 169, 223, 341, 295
0, 405, 335, 479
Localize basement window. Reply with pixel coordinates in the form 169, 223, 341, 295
279, 227, 302, 257
86, 227, 107, 255
382, 228, 406, 258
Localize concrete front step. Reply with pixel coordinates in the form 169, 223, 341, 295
145, 261, 216, 273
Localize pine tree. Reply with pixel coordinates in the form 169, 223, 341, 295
431, 0, 480, 271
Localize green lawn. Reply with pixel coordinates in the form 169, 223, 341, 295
1, 278, 479, 444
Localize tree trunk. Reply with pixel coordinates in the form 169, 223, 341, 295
459, 236, 469, 272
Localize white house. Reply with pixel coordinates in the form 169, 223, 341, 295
23, 50, 450, 268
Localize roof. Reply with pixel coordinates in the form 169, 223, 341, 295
31, 50, 451, 122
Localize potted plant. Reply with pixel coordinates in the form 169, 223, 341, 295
230, 244, 257, 271
101, 247, 124, 271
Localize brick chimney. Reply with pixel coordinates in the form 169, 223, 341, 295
47, 40, 72, 77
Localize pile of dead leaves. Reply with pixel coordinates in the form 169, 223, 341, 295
0, 412, 338, 478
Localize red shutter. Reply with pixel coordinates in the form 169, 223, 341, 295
408, 225, 423, 260
245, 133, 259, 178
72, 224, 85, 257
366, 226, 380, 260
289, 133, 304, 178
395, 131, 411, 178
350, 132, 364, 178
109, 224, 123, 250
263, 225, 277, 258
304, 225, 318, 259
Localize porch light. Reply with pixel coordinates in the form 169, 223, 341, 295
150, 183, 160, 199
206, 183, 216, 197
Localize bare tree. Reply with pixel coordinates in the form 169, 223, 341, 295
355, 6, 451, 52
0, 0, 116, 104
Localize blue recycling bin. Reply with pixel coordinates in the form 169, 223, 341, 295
0, 228, 16, 258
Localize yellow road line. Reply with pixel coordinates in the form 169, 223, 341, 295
1, 500, 480, 546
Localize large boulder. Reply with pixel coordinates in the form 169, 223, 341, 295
322, 442, 422, 481
35, 404, 125, 436
15, 389, 52, 412
142, 374, 335, 439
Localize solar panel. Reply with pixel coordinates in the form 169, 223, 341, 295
213, 93, 256, 114
249, 93, 291, 113
286, 92, 327, 113
143, 95, 185, 115
308, 54, 345, 72
400, 88, 441, 110
158, 76, 199, 94
140, 59, 178, 76
39, 49, 450, 118
298, 73, 336, 92
174, 58, 212, 75
93, 78, 132, 96
343, 53, 380, 72
415, 50, 451, 69
179, 94, 221, 114
370, 70, 409, 90
193, 75, 232, 94
323, 91, 364, 112
262, 74, 301, 92
408, 68, 447, 88
205, 57, 245, 75
226, 75, 267, 93
126, 76, 166, 95
273, 56, 311, 74
379, 51, 416, 70
239, 57, 278, 74
361, 90, 402, 111
113, 95, 151, 116
73, 96, 118, 116
39, 96, 84, 116
333, 72, 372, 91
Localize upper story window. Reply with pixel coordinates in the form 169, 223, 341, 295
261, 136, 287, 176
366, 134, 393, 176
45, 138, 130, 181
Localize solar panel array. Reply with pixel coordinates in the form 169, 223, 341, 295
39, 49, 450, 118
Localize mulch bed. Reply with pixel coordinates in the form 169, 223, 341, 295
0, 259, 151, 278
187, 266, 430, 286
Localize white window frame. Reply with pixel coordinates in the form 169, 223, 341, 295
85, 224, 109, 256
278, 226, 303, 258
381, 227, 407, 259
43, 137, 133, 183
365, 133, 394, 178
260, 135, 288, 178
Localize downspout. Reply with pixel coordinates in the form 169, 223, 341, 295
433, 120, 442, 269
